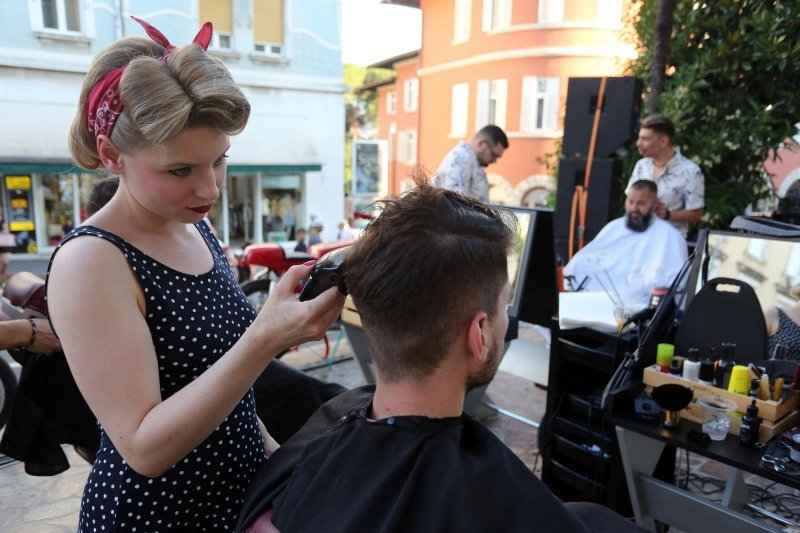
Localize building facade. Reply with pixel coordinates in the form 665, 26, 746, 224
383, 0, 634, 205
371, 50, 420, 195
0, 0, 345, 255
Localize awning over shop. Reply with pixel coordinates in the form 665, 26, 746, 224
228, 164, 321, 173
0, 162, 321, 175
0, 161, 79, 174
0, 114, 322, 176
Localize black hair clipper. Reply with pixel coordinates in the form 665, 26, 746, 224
298, 246, 350, 301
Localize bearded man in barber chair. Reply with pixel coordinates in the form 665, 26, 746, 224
564, 179, 687, 294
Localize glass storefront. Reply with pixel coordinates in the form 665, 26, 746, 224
1, 164, 317, 254
261, 175, 301, 241
1, 171, 111, 252
41, 172, 113, 245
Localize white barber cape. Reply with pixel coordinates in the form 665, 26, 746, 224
563, 216, 687, 294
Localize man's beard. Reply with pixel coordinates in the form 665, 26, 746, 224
626, 211, 653, 232
466, 340, 504, 391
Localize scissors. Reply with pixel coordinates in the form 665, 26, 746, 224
762, 454, 792, 472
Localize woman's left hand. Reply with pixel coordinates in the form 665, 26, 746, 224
31, 318, 62, 355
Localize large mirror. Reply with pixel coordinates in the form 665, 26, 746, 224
505, 207, 534, 318
690, 231, 800, 309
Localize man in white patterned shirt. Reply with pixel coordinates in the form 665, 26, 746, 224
434, 125, 509, 203
626, 115, 704, 238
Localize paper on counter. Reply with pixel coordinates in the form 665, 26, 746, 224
558, 291, 619, 332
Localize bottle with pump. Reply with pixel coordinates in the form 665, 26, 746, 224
721, 343, 737, 389
647, 266, 670, 309
739, 399, 762, 447
714, 344, 735, 389
698, 348, 716, 386
748, 378, 760, 399
683, 348, 701, 382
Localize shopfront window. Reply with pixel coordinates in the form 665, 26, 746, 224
41, 173, 76, 245
41, 173, 115, 246
261, 175, 301, 241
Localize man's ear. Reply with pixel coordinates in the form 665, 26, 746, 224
97, 135, 124, 174
467, 311, 489, 364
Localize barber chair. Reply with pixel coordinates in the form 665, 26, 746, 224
674, 277, 768, 363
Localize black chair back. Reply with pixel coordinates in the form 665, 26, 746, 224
674, 277, 767, 363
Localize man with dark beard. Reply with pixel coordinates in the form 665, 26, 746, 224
236, 178, 645, 533
563, 179, 687, 294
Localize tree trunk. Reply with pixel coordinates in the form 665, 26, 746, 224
648, 0, 676, 115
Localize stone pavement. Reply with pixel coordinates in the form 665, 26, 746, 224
0, 333, 545, 532
2, 330, 799, 531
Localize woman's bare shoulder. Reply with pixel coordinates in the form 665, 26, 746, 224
48, 233, 139, 297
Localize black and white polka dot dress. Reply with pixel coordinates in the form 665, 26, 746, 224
47, 222, 266, 531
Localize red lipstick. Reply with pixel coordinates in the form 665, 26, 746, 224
188, 204, 212, 214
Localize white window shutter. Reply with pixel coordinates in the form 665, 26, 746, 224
475, 80, 489, 130
748, 239, 767, 260
482, 0, 492, 31
502, 0, 512, 28
451, 83, 469, 136
454, 0, 472, 41
546, 77, 560, 131
494, 79, 508, 129
786, 243, 800, 280
520, 77, 535, 132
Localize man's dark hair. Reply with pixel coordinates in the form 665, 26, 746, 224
641, 115, 675, 140
475, 125, 509, 149
630, 179, 658, 196
87, 177, 120, 216
346, 173, 516, 383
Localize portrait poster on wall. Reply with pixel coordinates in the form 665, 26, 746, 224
352, 140, 388, 196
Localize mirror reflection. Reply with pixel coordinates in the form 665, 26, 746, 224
507, 210, 532, 313
700, 233, 800, 309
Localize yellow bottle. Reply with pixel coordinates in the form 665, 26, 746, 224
727, 365, 750, 395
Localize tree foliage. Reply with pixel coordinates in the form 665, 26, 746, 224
629, 0, 800, 229
343, 64, 393, 195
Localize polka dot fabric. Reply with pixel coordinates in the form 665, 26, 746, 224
48, 222, 266, 531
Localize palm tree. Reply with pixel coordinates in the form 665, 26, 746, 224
648, 0, 676, 115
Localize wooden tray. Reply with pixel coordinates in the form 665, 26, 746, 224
643, 365, 798, 422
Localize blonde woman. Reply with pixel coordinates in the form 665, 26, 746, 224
46, 18, 344, 530
765, 284, 800, 360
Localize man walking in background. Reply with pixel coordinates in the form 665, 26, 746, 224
434, 124, 509, 203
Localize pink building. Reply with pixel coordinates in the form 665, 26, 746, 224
380, 0, 634, 204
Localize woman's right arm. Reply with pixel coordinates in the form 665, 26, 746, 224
48, 237, 344, 477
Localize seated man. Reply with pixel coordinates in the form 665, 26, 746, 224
236, 178, 644, 532
563, 179, 687, 294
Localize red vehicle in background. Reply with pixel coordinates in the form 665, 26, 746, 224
234, 240, 354, 361
237, 239, 354, 312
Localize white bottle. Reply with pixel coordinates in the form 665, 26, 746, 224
683, 348, 701, 382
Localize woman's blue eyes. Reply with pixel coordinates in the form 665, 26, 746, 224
170, 167, 191, 177
169, 155, 228, 177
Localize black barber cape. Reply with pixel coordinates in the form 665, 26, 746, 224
236, 386, 589, 533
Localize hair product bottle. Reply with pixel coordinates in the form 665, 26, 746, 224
739, 399, 762, 447
714, 343, 736, 389
699, 351, 715, 386
683, 348, 701, 382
